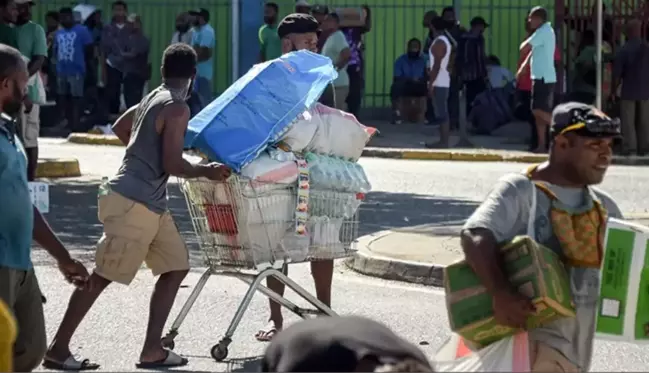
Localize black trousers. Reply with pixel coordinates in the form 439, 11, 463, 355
123, 73, 146, 109
346, 64, 363, 117
105, 64, 124, 115
464, 78, 487, 116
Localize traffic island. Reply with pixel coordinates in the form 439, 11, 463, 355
36, 158, 81, 178
348, 216, 649, 286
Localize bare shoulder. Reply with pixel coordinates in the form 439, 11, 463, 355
162, 100, 190, 120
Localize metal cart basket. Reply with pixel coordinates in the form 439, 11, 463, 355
161, 175, 362, 361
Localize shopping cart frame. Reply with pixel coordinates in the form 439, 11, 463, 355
161, 177, 360, 361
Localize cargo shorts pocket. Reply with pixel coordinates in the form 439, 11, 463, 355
95, 234, 147, 285
98, 192, 137, 224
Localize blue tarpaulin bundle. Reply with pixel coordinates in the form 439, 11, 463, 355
184, 50, 337, 172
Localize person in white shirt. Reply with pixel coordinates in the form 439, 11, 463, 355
170, 12, 193, 45
425, 17, 452, 149
487, 55, 514, 89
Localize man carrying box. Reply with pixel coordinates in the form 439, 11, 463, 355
460, 102, 623, 372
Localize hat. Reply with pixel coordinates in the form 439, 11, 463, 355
277, 13, 319, 38
295, 0, 311, 7
189, 8, 209, 20
550, 102, 621, 139
470, 16, 489, 28
261, 316, 433, 372
310, 4, 329, 14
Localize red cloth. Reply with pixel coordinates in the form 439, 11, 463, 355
516, 45, 561, 92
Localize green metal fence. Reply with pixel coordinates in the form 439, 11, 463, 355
268, 0, 555, 108
31, 0, 557, 109
32, 0, 233, 94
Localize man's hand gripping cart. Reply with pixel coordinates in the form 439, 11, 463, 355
160, 173, 363, 361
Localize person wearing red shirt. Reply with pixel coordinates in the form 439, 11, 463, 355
515, 22, 561, 151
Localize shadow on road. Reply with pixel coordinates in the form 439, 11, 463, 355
36, 180, 478, 266
359, 191, 479, 235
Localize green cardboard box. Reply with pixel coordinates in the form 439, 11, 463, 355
596, 218, 649, 344
444, 235, 575, 348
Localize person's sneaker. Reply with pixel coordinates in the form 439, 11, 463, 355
391, 110, 402, 125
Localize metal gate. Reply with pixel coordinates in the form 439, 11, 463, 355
556, 0, 649, 94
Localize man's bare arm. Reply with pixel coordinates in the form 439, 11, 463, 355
336, 47, 351, 70
460, 228, 512, 295
27, 55, 45, 77
428, 40, 446, 83
193, 46, 212, 62
32, 205, 72, 264
111, 105, 139, 145
160, 103, 214, 178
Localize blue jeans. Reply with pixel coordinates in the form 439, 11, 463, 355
188, 76, 213, 118
431, 87, 450, 125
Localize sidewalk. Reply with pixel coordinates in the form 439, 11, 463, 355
65, 120, 649, 166
347, 216, 649, 286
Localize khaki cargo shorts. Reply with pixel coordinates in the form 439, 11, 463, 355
95, 191, 190, 285
19, 104, 40, 149
530, 341, 579, 373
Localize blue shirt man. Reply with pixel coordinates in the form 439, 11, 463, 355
527, 21, 556, 83
54, 24, 92, 77
394, 52, 427, 81
0, 115, 33, 270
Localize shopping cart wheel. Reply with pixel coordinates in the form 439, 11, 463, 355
210, 342, 229, 361
160, 336, 175, 350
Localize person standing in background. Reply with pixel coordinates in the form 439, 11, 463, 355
122, 13, 149, 109
83, 8, 103, 118
259, 2, 281, 62
101, 0, 130, 119
425, 17, 452, 149
613, 20, 649, 156
43, 11, 59, 100
170, 12, 193, 45
15, 0, 46, 181
294, 0, 310, 14
440, 6, 464, 130
320, 12, 350, 111
54, 7, 93, 133
456, 16, 488, 118
188, 7, 215, 116
0, 0, 17, 48
342, 5, 370, 118
311, 4, 329, 52
517, 6, 557, 153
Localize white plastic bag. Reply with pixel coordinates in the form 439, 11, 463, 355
240, 152, 298, 185
279, 110, 320, 152
434, 332, 530, 372
306, 104, 376, 160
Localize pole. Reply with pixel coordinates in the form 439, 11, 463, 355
595, 0, 603, 109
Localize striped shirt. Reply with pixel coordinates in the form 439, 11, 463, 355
456, 32, 487, 81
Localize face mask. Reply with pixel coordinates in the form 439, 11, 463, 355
407, 51, 420, 59
4, 81, 23, 117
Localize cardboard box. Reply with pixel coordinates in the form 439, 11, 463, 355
333, 7, 368, 28
596, 218, 649, 344
444, 235, 575, 348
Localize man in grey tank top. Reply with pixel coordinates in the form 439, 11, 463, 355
45, 43, 230, 370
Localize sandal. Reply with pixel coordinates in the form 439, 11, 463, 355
42, 356, 100, 371
254, 321, 281, 342
135, 349, 189, 369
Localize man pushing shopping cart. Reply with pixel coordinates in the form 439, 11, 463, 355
44, 43, 231, 371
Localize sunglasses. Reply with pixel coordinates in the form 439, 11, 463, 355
558, 110, 621, 137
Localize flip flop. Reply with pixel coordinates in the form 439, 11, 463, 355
255, 321, 281, 342
135, 349, 189, 369
42, 356, 100, 371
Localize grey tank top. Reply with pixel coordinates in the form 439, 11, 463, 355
110, 85, 179, 214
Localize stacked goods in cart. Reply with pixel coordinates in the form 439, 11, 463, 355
182, 50, 376, 268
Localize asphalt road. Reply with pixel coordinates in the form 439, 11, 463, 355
30, 139, 649, 372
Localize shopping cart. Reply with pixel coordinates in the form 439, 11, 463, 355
160, 175, 363, 361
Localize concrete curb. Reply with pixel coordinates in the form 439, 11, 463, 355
36, 158, 81, 178
346, 230, 445, 287
68, 133, 123, 146
348, 215, 649, 286
67, 133, 649, 166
